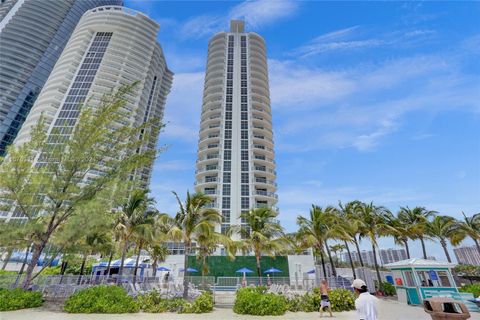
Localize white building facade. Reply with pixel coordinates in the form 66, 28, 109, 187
454, 245, 480, 266
4, 6, 172, 219
0, 0, 122, 156
195, 20, 277, 236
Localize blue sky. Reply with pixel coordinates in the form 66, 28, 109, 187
125, 1, 480, 261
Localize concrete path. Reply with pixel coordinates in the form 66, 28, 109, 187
1, 299, 479, 320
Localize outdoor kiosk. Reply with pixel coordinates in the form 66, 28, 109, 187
385, 258, 458, 305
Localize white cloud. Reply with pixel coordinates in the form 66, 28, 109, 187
230, 0, 299, 28
161, 72, 204, 142
181, 0, 299, 39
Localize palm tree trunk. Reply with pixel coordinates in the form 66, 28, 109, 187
420, 237, 427, 259
182, 241, 190, 299
105, 250, 114, 278
133, 242, 143, 287
2, 248, 13, 270
353, 236, 364, 267
319, 251, 327, 278
324, 240, 337, 277
117, 240, 128, 284
77, 253, 87, 285
152, 258, 158, 277
371, 243, 383, 293
403, 239, 411, 259
344, 241, 356, 279
440, 239, 452, 263
255, 252, 262, 285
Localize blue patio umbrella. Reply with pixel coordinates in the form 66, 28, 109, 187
157, 266, 170, 271
236, 267, 253, 279
236, 267, 253, 274
179, 267, 198, 273
307, 269, 316, 274
264, 267, 282, 274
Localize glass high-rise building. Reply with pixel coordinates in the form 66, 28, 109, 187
3, 6, 173, 220
195, 20, 277, 237
0, 0, 122, 156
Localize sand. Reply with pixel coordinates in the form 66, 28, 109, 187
1, 299, 479, 320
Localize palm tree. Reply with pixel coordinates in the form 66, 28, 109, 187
338, 201, 365, 267
148, 244, 169, 277
169, 191, 221, 299
355, 202, 391, 293
329, 244, 346, 268
297, 205, 332, 278
398, 206, 436, 259
459, 212, 480, 255
115, 189, 156, 283
240, 207, 286, 284
426, 216, 465, 263
384, 212, 412, 259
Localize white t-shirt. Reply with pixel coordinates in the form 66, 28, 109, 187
355, 292, 379, 320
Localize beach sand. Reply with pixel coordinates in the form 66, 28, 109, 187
1, 299, 479, 320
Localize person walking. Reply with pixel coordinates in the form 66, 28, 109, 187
351, 279, 378, 320
320, 279, 333, 317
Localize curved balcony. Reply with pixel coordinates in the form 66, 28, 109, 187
198, 133, 220, 145
205, 77, 223, 88
203, 87, 223, 100
252, 115, 272, 128
199, 123, 221, 136
251, 165, 276, 178
196, 153, 220, 164
201, 105, 222, 117
195, 176, 219, 188
200, 114, 222, 126
206, 57, 225, 71
250, 69, 268, 83
253, 154, 275, 165
254, 190, 278, 200
195, 164, 221, 177
252, 144, 274, 156
205, 70, 224, 83
198, 142, 220, 155
252, 135, 274, 148
250, 65, 268, 81
253, 177, 277, 188
252, 125, 273, 138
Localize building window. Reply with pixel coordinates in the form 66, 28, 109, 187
241, 161, 249, 171
224, 140, 231, 149
241, 185, 249, 196
223, 172, 231, 183
222, 197, 231, 209
241, 150, 249, 160
241, 173, 249, 183
224, 161, 231, 171
241, 140, 248, 149
241, 197, 249, 209
224, 150, 231, 160
222, 184, 231, 196
241, 130, 248, 139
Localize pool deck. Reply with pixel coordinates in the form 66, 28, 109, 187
1, 299, 479, 320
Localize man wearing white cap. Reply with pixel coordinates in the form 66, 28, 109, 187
351, 279, 378, 320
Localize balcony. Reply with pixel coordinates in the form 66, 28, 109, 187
195, 165, 220, 174
254, 178, 277, 187
254, 190, 278, 199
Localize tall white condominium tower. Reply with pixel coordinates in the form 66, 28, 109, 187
11, 6, 172, 196
0, 0, 122, 156
195, 20, 277, 236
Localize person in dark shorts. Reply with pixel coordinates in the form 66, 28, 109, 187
320, 279, 333, 317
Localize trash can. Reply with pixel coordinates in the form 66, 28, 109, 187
424, 297, 471, 320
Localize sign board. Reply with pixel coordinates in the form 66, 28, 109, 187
428, 270, 438, 281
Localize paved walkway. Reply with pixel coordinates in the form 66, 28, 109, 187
1, 299, 479, 320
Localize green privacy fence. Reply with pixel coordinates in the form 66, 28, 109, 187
187, 256, 289, 278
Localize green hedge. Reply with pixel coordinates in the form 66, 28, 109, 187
0, 288, 43, 311
64, 285, 139, 313
459, 284, 480, 297
137, 290, 213, 314
383, 281, 396, 296
285, 288, 355, 313
234, 286, 288, 316
187, 256, 289, 277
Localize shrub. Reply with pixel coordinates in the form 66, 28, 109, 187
137, 290, 213, 314
64, 285, 139, 313
0, 288, 43, 311
137, 290, 186, 313
383, 281, 396, 296
328, 288, 355, 312
182, 292, 214, 313
459, 284, 480, 297
41, 266, 61, 275
234, 286, 287, 316
286, 287, 355, 313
